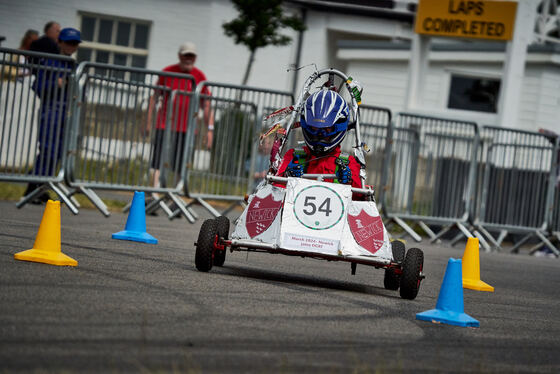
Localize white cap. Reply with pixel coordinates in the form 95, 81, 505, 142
178, 42, 197, 55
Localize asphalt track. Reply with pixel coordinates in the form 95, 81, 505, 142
1, 199, 559, 373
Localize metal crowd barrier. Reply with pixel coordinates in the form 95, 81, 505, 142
67, 62, 199, 221
382, 112, 480, 243
2, 49, 557, 248
0, 47, 80, 212
180, 95, 258, 217
196, 81, 294, 120
474, 126, 559, 254
184, 81, 293, 217
552, 138, 560, 245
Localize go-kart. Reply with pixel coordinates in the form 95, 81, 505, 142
194, 68, 425, 300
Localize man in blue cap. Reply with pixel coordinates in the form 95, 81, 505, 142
23, 27, 82, 203
57, 27, 81, 56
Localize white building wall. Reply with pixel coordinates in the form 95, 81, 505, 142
347, 55, 560, 133
0, 0, 300, 90
203, 0, 300, 89
534, 67, 560, 133
1, 0, 558, 133
519, 68, 542, 131
423, 61, 502, 126
346, 60, 409, 111
298, 10, 330, 84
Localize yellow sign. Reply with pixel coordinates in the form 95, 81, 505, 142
415, 0, 518, 41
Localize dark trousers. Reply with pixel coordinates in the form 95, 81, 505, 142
33, 104, 65, 176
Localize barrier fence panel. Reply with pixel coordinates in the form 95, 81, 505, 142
67, 62, 198, 219
185, 82, 293, 217
383, 112, 480, 242
554, 186, 560, 234
182, 95, 258, 216
552, 146, 559, 251
475, 126, 558, 254
0, 47, 79, 212
4, 51, 555, 237
341, 104, 392, 204
553, 137, 560, 238
195, 82, 293, 121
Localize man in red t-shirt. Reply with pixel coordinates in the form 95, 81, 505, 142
147, 41, 214, 187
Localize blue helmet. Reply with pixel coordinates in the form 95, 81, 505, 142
300, 90, 349, 154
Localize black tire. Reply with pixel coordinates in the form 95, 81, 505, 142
213, 216, 230, 267
195, 219, 217, 272
383, 269, 400, 290
399, 248, 424, 300
384, 241, 406, 290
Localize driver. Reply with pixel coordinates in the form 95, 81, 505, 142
276, 90, 362, 188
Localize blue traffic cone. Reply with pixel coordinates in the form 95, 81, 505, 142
112, 191, 158, 244
416, 258, 479, 327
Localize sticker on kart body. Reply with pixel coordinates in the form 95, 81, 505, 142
283, 233, 339, 252
245, 194, 283, 238
348, 209, 385, 255
293, 185, 344, 230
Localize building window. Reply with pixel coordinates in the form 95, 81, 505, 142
77, 12, 150, 79
447, 75, 501, 113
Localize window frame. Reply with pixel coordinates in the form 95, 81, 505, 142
77, 12, 151, 69
444, 69, 502, 115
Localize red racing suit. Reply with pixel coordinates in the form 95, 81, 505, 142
276, 145, 362, 189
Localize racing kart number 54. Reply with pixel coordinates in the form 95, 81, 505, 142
193, 68, 425, 300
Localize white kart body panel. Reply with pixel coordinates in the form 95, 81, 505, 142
232, 177, 392, 261
231, 182, 285, 243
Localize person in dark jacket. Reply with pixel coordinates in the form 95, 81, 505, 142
29, 21, 61, 55
22, 27, 80, 203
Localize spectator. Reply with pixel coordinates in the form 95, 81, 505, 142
246, 135, 274, 190
20, 29, 39, 51
2, 29, 39, 81
17, 29, 39, 78
30, 21, 61, 55
22, 27, 81, 203
147, 41, 214, 189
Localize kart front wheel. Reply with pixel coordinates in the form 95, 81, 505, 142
214, 216, 230, 267
399, 248, 424, 300
195, 219, 218, 272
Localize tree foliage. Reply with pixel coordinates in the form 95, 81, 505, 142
223, 0, 306, 85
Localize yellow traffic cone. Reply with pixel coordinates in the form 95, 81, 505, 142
462, 237, 493, 292
14, 200, 77, 266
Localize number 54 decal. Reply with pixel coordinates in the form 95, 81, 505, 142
302, 196, 332, 216
293, 185, 344, 230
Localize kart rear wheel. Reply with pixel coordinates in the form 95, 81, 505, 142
214, 216, 230, 267
384, 241, 406, 290
195, 219, 218, 272
399, 248, 424, 300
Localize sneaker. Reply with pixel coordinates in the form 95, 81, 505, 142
29, 192, 50, 205
533, 247, 557, 258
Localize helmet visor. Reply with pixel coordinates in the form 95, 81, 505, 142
304, 126, 339, 143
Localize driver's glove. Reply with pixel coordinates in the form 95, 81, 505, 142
336, 163, 352, 184
285, 158, 303, 178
